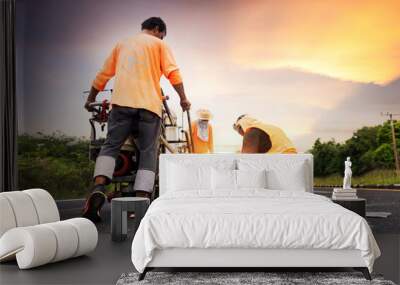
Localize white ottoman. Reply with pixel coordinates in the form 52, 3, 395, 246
0, 189, 98, 269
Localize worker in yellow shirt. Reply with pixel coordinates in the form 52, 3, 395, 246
83, 17, 191, 223
191, 109, 214, 153
233, 115, 297, 154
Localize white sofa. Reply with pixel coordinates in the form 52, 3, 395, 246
0, 189, 98, 269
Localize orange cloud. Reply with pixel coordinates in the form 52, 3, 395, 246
229, 0, 400, 84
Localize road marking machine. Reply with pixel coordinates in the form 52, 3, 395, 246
84, 89, 194, 200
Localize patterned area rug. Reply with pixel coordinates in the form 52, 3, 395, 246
116, 271, 396, 285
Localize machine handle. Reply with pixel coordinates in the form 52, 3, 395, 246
161, 90, 176, 126
83, 88, 113, 94
160, 136, 177, 154
88, 101, 110, 108
186, 110, 195, 153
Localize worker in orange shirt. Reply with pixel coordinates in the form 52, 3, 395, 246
233, 115, 297, 154
82, 17, 191, 223
191, 109, 214, 153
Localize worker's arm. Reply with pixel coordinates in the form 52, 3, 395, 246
84, 86, 100, 111
92, 43, 120, 91
85, 44, 120, 111
172, 82, 190, 111
160, 42, 191, 111
241, 128, 272, 153
208, 125, 214, 153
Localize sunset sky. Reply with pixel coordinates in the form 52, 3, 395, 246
17, 0, 400, 152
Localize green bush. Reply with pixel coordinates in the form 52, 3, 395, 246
309, 120, 399, 178
374, 143, 394, 169
310, 139, 343, 177
18, 133, 94, 199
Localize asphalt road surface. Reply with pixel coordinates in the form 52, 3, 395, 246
314, 187, 400, 233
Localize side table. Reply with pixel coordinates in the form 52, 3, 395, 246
332, 198, 366, 218
111, 197, 150, 242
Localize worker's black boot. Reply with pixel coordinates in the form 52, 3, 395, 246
82, 184, 107, 223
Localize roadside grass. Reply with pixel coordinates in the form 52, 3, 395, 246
314, 169, 400, 186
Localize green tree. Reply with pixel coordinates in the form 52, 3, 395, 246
377, 120, 400, 148
309, 139, 343, 176
358, 150, 377, 174
341, 126, 381, 175
309, 121, 400, 178
373, 143, 394, 169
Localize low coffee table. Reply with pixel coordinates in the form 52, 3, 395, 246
111, 197, 150, 242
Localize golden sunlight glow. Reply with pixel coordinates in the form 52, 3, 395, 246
229, 0, 400, 84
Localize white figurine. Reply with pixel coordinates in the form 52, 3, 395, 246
343, 157, 352, 189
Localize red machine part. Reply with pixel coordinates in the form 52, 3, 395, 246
100, 100, 109, 122
113, 152, 132, 177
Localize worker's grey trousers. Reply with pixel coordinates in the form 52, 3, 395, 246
94, 106, 161, 193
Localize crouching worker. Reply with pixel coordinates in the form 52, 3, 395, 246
191, 109, 214, 153
233, 115, 297, 154
82, 17, 191, 223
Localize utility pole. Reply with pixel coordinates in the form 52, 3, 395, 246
381, 112, 400, 175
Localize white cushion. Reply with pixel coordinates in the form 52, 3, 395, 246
0, 189, 98, 269
1, 191, 39, 227
0, 189, 60, 238
0, 218, 97, 269
162, 155, 236, 193
266, 162, 307, 191
211, 168, 237, 190
238, 159, 308, 191
42, 221, 79, 262
0, 196, 17, 237
65, 218, 98, 257
236, 169, 267, 189
0, 225, 57, 269
23, 189, 60, 224
167, 163, 212, 191
160, 154, 313, 195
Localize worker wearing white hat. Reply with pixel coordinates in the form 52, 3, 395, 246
191, 109, 214, 153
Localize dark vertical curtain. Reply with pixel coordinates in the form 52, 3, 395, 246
0, 0, 17, 192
